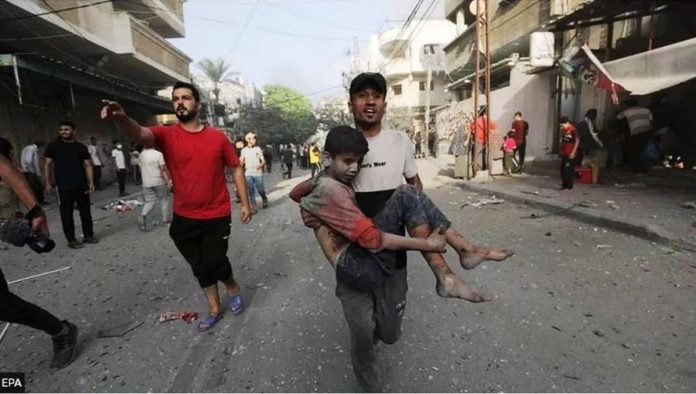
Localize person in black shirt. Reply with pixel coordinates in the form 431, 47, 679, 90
44, 121, 98, 249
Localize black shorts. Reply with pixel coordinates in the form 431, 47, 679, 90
336, 243, 395, 293
169, 214, 233, 288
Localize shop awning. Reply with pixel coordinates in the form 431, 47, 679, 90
603, 36, 696, 96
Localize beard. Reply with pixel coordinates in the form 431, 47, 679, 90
60, 134, 73, 141
354, 117, 380, 131
175, 107, 197, 122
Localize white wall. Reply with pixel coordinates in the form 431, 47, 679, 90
435, 63, 558, 161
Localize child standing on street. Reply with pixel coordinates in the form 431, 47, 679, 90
502, 130, 517, 175
559, 116, 580, 190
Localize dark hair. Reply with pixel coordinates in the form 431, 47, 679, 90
173, 81, 201, 102
507, 130, 515, 136
559, 116, 571, 124
324, 126, 369, 158
585, 108, 598, 119
58, 120, 75, 130
514, 111, 522, 117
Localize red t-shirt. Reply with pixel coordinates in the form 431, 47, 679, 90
293, 176, 383, 252
560, 124, 578, 158
150, 123, 239, 219
470, 116, 497, 144
511, 120, 528, 145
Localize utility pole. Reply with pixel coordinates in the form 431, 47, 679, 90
484, 0, 492, 175
472, 0, 480, 179
424, 49, 433, 156
470, 0, 492, 178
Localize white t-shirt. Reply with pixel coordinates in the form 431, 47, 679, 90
139, 149, 166, 188
240, 146, 264, 176
88, 144, 102, 166
20, 144, 40, 174
352, 129, 418, 192
111, 149, 126, 170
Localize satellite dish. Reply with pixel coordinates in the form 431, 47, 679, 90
469, 0, 486, 16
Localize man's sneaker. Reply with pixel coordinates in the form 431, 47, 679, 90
262, 198, 268, 209
82, 236, 99, 244
67, 240, 83, 249
50, 321, 78, 369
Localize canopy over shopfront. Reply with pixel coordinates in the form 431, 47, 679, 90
603, 36, 696, 96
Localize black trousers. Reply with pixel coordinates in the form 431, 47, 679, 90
24, 172, 44, 203
516, 141, 526, 168
58, 187, 93, 242
169, 214, 233, 288
93, 165, 102, 190
560, 157, 574, 189
117, 169, 127, 194
0, 268, 63, 336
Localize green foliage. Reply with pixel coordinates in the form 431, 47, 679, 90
235, 84, 317, 145
316, 96, 353, 132
196, 57, 234, 103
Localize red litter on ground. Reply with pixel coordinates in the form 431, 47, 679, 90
159, 311, 199, 323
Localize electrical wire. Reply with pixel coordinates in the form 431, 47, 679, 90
223, 0, 261, 60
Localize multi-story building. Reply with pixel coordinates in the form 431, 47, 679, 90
0, 0, 191, 157
438, 0, 696, 167
355, 19, 457, 136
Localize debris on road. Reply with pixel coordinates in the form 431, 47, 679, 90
562, 374, 581, 380
460, 197, 505, 209
97, 321, 144, 338
592, 329, 605, 338
595, 244, 612, 249
159, 311, 199, 324
102, 199, 143, 212
681, 201, 696, 209
614, 182, 647, 189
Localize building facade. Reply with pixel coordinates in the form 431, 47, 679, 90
438, 0, 696, 168
0, 0, 191, 178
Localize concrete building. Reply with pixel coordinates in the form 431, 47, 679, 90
0, 0, 191, 176
355, 19, 457, 135
438, 0, 696, 169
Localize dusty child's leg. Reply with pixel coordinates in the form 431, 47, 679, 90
445, 228, 514, 270
409, 223, 489, 303
201, 284, 222, 316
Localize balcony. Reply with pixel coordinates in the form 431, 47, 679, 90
379, 26, 410, 59
380, 58, 411, 80
113, 0, 185, 38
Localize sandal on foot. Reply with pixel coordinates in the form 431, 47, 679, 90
197, 313, 223, 331
227, 294, 245, 315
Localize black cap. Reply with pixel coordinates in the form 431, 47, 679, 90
349, 72, 387, 95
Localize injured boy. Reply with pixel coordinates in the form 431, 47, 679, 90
289, 126, 513, 302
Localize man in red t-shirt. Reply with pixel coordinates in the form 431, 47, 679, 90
559, 116, 580, 190
468, 106, 497, 171
100, 82, 252, 332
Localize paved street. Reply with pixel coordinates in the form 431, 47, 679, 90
1, 161, 694, 393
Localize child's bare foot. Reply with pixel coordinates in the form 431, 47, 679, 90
459, 246, 514, 270
435, 274, 491, 303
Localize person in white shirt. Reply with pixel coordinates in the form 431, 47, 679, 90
87, 137, 103, 190
239, 132, 267, 213
20, 140, 44, 176
137, 147, 171, 231
111, 141, 127, 196
20, 140, 45, 203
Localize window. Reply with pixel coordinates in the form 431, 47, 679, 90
419, 81, 435, 91
393, 84, 402, 95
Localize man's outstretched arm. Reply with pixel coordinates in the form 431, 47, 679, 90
100, 100, 156, 148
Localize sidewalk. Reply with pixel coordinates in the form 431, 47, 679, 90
427, 154, 696, 252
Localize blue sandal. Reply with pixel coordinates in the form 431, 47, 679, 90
228, 294, 245, 315
197, 313, 223, 332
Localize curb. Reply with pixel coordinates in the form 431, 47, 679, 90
427, 158, 696, 253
